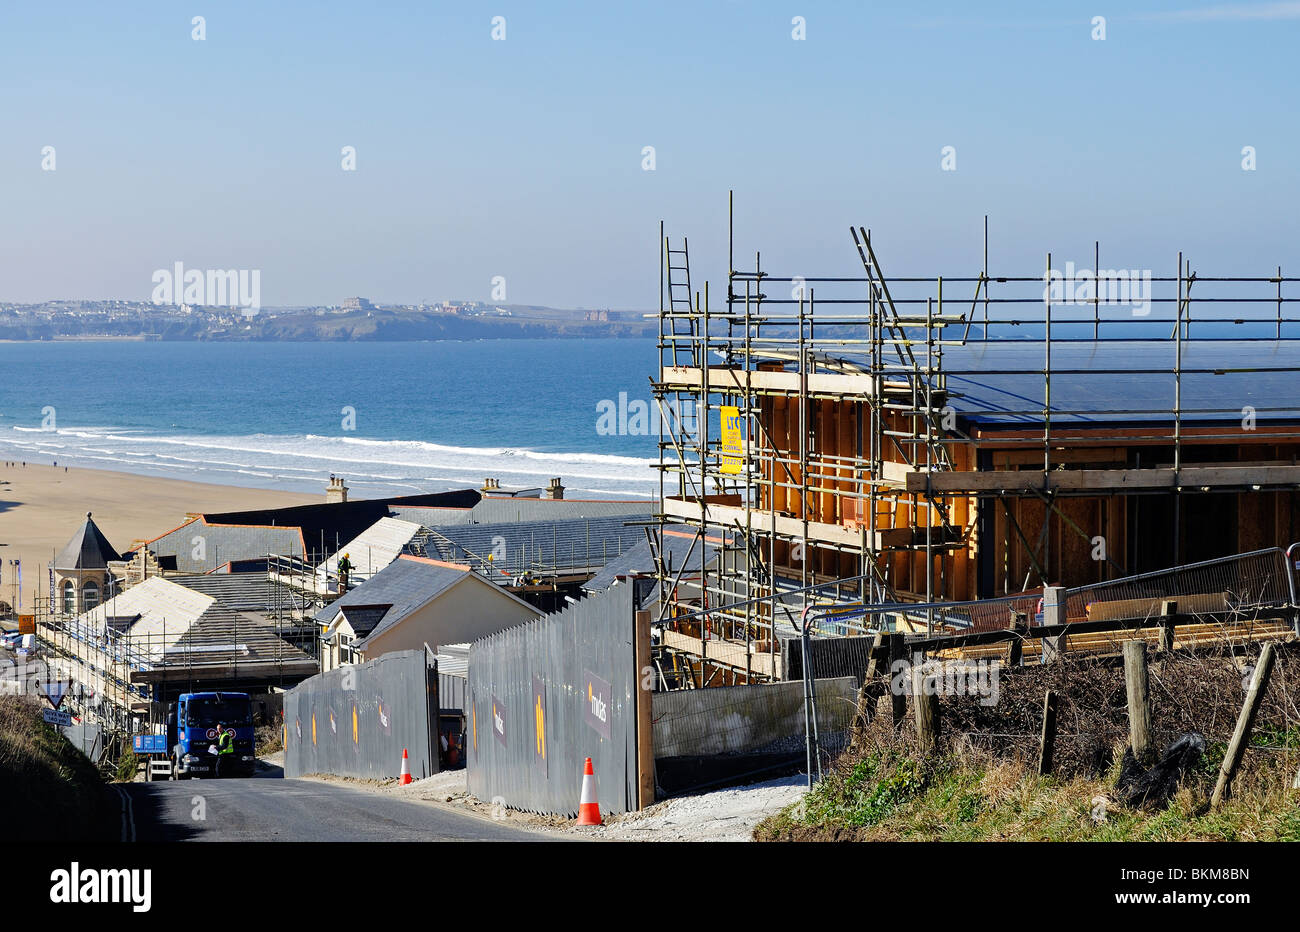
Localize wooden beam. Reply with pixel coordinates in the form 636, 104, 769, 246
1212, 643, 1277, 807
662, 495, 962, 550
1038, 690, 1059, 776
660, 628, 777, 678
634, 610, 655, 810
906, 465, 1300, 495
660, 365, 878, 398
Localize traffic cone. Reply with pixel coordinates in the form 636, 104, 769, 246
400, 748, 412, 785
576, 757, 602, 825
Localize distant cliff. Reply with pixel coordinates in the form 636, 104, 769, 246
0, 308, 656, 342
257, 309, 655, 341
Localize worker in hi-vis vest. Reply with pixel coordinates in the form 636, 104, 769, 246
215, 723, 235, 777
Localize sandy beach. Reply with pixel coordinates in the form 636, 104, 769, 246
0, 462, 316, 615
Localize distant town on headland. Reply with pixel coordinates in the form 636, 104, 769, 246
0, 297, 655, 341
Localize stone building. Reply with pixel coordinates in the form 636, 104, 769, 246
53, 512, 122, 615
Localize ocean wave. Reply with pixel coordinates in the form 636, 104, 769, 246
0, 423, 657, 498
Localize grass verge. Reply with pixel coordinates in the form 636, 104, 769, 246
754, 746, 1300, 842
0, 696, 121, 841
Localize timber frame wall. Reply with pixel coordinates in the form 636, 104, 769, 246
651, 195, 1300, 684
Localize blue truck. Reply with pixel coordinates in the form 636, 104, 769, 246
166, 691, 257, 779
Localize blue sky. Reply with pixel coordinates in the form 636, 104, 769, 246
1, 1, 1297, 308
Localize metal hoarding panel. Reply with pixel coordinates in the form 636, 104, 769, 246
467, 584, 636, 817
284, 649, 436, 780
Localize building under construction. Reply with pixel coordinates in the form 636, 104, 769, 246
652, 201, 1300, 685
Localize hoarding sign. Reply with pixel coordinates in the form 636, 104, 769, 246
720, 405, 745, 475
532, 675, 547, 776
583, 670, 612, 740
491, 694, 507, 747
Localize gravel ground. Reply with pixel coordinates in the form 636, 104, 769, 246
574, 775, 809, 842
302, 765, 809, 841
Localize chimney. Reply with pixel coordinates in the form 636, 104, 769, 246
543, 477, 565, 500
326, 474, 349, 504
481, 477, 501, 495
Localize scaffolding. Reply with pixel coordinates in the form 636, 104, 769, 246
652, 195, 1300, 685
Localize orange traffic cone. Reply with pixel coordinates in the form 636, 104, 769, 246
576, 757, 602, 825
400, 748, 412, 785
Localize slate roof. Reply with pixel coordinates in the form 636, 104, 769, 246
314, 517, 426, 584
144, 520, 306, 574
314, 556, 475, 645
392, 497, 652, 528
336, 605, 392, 639
136, 488, 481, 573
582, 525, 719, 592
70, 576, 312, 669
54, 513, 121, 571
168, 572, 310, 614
419, 514, 647, 576
202, 488, 479, 553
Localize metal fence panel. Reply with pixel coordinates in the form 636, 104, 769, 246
60, 721, 104, 764
467, 585, 636, 817
284, 649, 436, 780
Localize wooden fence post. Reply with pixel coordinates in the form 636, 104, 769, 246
912, 667, 939, 753
634, 610, 654, 810
888, 633, 907, 727
853, 632, 888, 730
1123, 640, 1153, 764
1042, 586, 1068, 662
1212, 642, 1277, 808
1038, 690, 1058, 776
863, 631, 886, 680
1159, 600, 1178, 653
1007, 611, 1025, 667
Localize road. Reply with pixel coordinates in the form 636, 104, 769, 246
118, 763, 544, 842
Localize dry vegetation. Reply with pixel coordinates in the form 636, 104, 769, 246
756, 638, 1300, 841
0, 695, 119, 840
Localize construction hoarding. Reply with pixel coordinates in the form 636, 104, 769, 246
468, 584, 639, 817
283, 648, 438, 780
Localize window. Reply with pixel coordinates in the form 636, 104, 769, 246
82, 581, 100, 611
61, 580, 76, 615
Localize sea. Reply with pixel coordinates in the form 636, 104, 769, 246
0, 340, 664, 500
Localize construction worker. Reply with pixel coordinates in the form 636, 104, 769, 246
337, 553, 353, 593
215, 722, 235, 777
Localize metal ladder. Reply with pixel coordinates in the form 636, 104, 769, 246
665, 238, 697, 367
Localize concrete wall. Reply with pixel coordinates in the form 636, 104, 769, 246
653, 676, 858, 760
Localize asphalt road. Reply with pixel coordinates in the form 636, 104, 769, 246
118, 764, 543, 842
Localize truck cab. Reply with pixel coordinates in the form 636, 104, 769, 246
168, 691, 257, 778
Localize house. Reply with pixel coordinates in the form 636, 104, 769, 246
314, 555, 540, 671
652, 221, 1300, 684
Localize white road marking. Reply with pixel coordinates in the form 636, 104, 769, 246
115, 786, 136, 842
